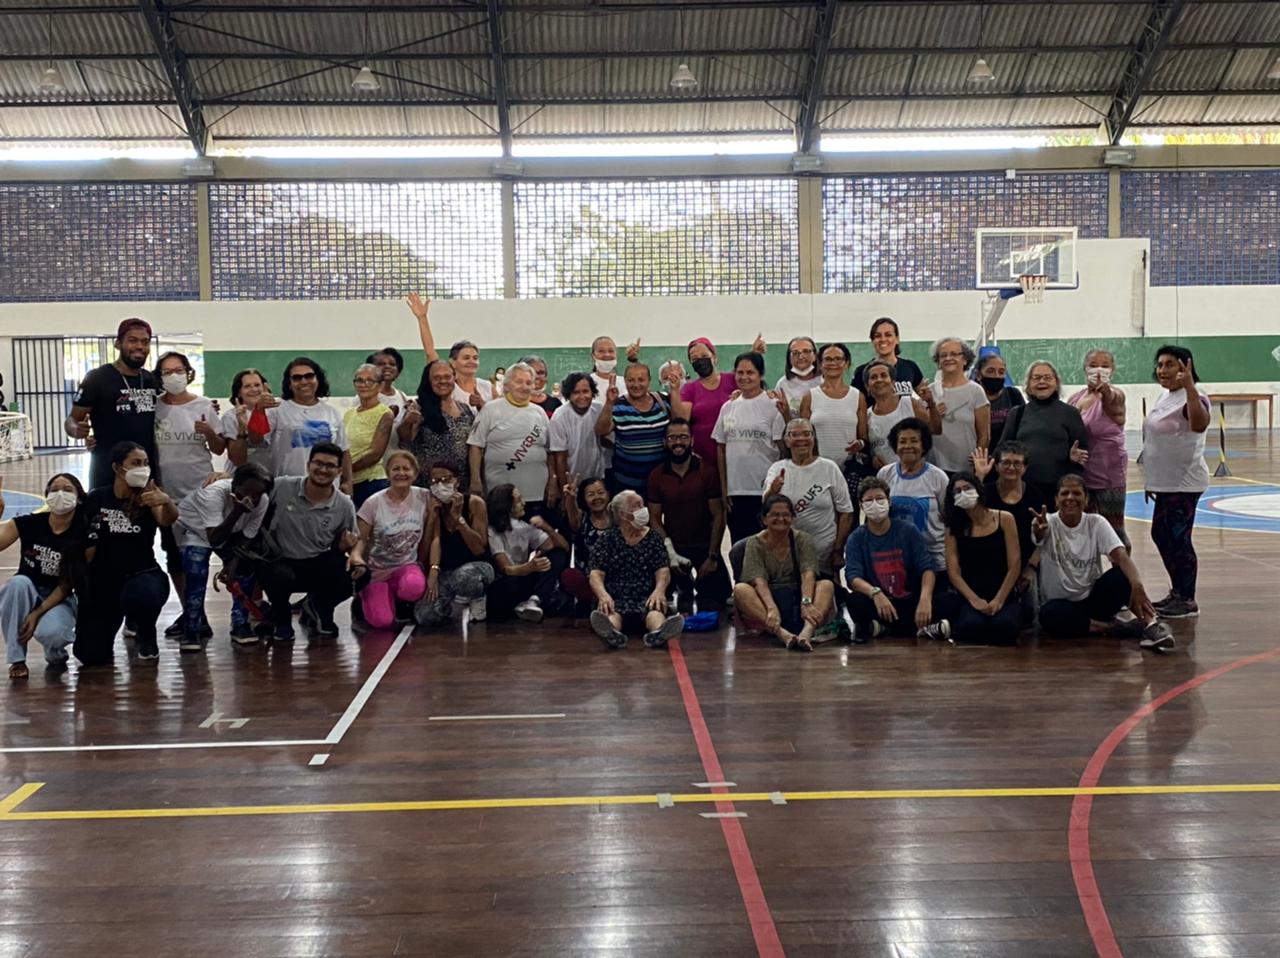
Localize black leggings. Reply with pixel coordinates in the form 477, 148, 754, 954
74, 568, 170, 666
936, 591, 1021, 645
258, 552, 353, 630
845, 591, 922, 638
725, 495, 762, 546
488, 548, 569, 618
1039, 566, 1131, 638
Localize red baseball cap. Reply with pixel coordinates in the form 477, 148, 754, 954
116, 318, 153, 340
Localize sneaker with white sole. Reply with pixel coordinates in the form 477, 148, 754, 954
917, 619, 951, 642
590, 610, 627, 650
644, 614, 685, 648
229, 622, 259, 646
853, 620, 885, 644
514, 596, 543, 623
468, 596, 487, 622
1156, 597, 1199, 619
1151, 592, 1178, 612
1139, 621, 1176, 652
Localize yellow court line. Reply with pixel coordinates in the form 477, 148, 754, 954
3, 782, 1280, 823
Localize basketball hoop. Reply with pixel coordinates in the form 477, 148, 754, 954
1018, 274, 1047, 304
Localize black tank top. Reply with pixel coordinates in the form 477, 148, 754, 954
956, 512, 1009, 601
440, 496, 484, 568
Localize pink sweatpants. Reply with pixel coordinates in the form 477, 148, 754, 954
360, 564, 427, 628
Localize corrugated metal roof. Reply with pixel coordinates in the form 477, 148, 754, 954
508, 54, 802, 100
197, 57, 491, 101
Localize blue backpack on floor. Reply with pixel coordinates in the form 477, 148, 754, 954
682, 611, 720, 632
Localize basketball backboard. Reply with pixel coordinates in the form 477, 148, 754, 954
975, 227, 1078, 289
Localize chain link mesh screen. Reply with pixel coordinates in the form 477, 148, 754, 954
209, 181, 504, 301
514, 178, 799, 298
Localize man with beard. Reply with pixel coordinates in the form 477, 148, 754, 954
66, 318, 160, 490
646, 417, 730, 610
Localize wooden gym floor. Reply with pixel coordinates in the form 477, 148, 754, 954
1, 435, 1278, 957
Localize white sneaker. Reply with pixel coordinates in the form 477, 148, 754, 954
468, 596, 487, 622
515, 596, 543, 623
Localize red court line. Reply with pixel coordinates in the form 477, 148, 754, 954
668, 639, 785, 958
1069, 645, 1280, 958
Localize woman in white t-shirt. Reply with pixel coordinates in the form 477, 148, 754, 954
798, 342, 867, 477
485, 483, 570, 622
467, 363, 555, 512
406, 292, 493, 410
347, 451, 431, 630
1140, 345, 1212, 620
763, 418, 854, 575
712, 351, 787, 545
548, 372, 605, 490
154, 350, 226, 636
928, 337, 990, 473
875, 417, 950, 571
1033, 474, 1173, 651
863, 359, 940, 469
266, 357, 353, 493
773, 336, 822, 416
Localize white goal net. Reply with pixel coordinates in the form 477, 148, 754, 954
0, 412, 34, 464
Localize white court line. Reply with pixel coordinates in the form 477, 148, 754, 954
426, 713, 567, 721
0, 626, 411, 755
322, 627, 411, 745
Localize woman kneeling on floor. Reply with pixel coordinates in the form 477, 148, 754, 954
588, 490, 685, 650
731, 494, 837, 651
1033, 474, 1174, 652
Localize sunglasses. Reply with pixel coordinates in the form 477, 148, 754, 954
291, 372, 317, 382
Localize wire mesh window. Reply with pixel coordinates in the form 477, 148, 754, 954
1121, 171, 1280, 287
0, 183, 198, 302
514, 178, 800, 298
822, 173, 1109, 292
209, 182, 504, 301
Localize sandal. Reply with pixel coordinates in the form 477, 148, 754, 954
9, 662, 29, 680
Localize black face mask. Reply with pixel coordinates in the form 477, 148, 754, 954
691, 358, 715, 378
980, 376, 1005, 393
668, 445, 692, 463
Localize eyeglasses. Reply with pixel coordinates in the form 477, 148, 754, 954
999, 460, 1026, 469
310, 460, 340, 471
290, 372, 317, 382
937, 351, 965, 360
352, 378, 379, 386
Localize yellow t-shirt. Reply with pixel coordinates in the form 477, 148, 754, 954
344, 404, 391, 483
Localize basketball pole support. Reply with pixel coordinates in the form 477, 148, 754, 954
1214, 401, 1232, 478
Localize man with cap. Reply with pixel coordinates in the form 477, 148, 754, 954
66, 318, 160, 489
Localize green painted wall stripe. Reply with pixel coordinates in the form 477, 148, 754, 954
205, 336, 1280, 396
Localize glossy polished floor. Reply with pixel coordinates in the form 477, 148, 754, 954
1, 437, 1279, 957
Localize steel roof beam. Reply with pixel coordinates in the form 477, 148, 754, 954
137, 0, 209, 155
796, 0, 838, 154
1104, 0, 1186, 144
485, 0, 512, 155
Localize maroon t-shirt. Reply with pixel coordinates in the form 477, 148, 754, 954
646, 455, 721, 552
679, 375, 737, 462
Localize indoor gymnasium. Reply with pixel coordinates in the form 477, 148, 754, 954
1, 1, 1279, 955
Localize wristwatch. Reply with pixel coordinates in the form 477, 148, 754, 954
801, 596, 813, 606
868, 586, 883, 597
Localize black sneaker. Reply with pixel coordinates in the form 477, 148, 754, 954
199, 620, 214, 640
1139, 621, 1176, 652
229, 622, 259, 646
178, 633, 205, 653
299, 597, 319, 637
853, 620, 885, 644
1157, 597, 1199, 619
164, 616, 185, 638
315, 620, 340, 640
917, 620, 952, 642
643, 613, 685, 648
590, 610, 627, 650
136, 638, 160, 660
272, 625, 295, 645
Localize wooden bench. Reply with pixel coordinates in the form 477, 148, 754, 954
1208, 393, 1275, 431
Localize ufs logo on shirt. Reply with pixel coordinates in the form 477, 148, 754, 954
116, 387, 156, 415
505, 422, 545, 471
792, 482, 827, 515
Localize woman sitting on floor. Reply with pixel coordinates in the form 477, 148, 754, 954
485, 483, 569, 623
1033, 474, 1174, 652
414, 460, 494, 626
586, 490, 685, 650
731, 494, 837, 651
936, 472, 1022, 646
559, 475, 613, 615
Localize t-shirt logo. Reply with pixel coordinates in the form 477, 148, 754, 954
117, 387, 156, 415
871, 547, 909, 599
504, 422, 544, 471
889, 495, 933, 534
23, 544, 63, 578
99, 508, 142, 535
291, 419, 335, 449
792, 482, 826, 515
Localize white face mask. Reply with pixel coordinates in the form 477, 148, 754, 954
1086, 366, 1113, 385
495, 373, 505, 383
430, 481, 456, 501
954, 488, 981, 510
630, 507, 650, 528
161, 372, 188, 395
46, 490, 78, 515
790, 365, 815, 377
862, 499, 890, 522
124, 466, 151, 488
594, 358, 617, 375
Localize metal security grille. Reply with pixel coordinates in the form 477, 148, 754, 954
0, 183, 199, 302
11, 336, 111, 449
514, 178, 800, 298
822, 173, 1109, 293
1121, 170, 1280, 287
209, 181, 504, 301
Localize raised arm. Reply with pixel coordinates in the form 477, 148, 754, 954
406, 292, 439, 363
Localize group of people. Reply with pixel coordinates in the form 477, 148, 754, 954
0, 305, 1211, 676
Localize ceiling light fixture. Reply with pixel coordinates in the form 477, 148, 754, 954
670, 63, 698, 90
1267, 55, 1280, 81
968, 3, 995, 83
351, 66, 380, 92
37, 14, 64, 94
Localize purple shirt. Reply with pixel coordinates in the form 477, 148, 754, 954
1069, 389, 1127, 489
680, 374, 737, 462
